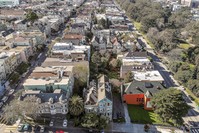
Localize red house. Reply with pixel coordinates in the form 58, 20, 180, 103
122, 81, 165, 110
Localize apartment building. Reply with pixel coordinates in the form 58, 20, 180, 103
23, 66, 74, 95
20, 89, 69, 116
0, 51, 22, 81
51, 42, 90, 61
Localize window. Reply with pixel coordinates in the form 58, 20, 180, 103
107, 103, 110, 106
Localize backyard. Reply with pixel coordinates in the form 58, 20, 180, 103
127, 105, 171, 125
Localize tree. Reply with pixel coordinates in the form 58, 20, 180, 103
174, 70, 193, 83
124, 71, 133, 83
168, 61, 182, 73
26, 10, 38, 22
3, 96, 39, 124
97, 116, 108, 130
91, 51, 102, 66
81, 113, 99, 128
0, 23, 7, 31
151, 88, 190, 125
98, 18, 106, 29
69, 95, 84, 116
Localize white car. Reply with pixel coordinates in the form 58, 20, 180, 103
63, 119, 67, 127
49, 120, 53, 127
0, 102, 3, 108
8, 89, 15, 95
40, 126, 45, 132
1, 96, 8, 103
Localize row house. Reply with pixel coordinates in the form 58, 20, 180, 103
20, 89, 70, 117
0, 9, 25, 20
84, 75, 113, 120
0, 51, 22, 82
62, 33, 86, 45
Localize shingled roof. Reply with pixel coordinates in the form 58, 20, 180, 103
124, 81, 165, 98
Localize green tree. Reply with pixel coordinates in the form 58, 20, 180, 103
98, 18, 106, 29
91, 51, 102, 66
0, 23, 7, 31
124, 71, 133, 83
26, 10, 38, 22
151, 88, 190, 125
69, 95, 84, 116
81, 113, 99, 128
98, 116, 108, 130
174, 70, 193, 83
168, 61, 182, 73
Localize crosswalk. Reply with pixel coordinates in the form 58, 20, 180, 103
3, 125, 17, 133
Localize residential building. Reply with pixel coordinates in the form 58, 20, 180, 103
0, 9, 25, 19
181, 0, 199, 8
51, 42, 90, 61
62, 33, 85, 45
121, 81, 165, 110
20, 89, 70, 116
0, 0, 19, 7
133, 70, 164, 83
0, 51, 22, 81
13, 19, 28, 31
23, 66, 74, 95
120, 51, 154, 78
84, 75, 113, 120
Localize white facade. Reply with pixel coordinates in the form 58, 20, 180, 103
52, 42, 90, 61
0, 51, 22, 81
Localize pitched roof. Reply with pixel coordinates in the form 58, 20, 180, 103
2, 29, 15, 37
85, 75, 112, 105
125, 51, 147, 58
124, 81, 165, 98
23, 89, 69, 103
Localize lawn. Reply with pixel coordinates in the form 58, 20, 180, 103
186, 88, 199, 106
133, 21, 141, 30
178, 43, 191, 49
127, 105, 166, 125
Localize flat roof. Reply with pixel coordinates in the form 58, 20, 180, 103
41, 58, 89, 67
133, 70, 164, 82
23, 66, 73, 86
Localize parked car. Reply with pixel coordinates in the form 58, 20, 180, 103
8, 89, 15, 95
33, 125, 40, 132
17, 124, 24, 132
23, 123, 30, 131
49, 120, 54, 127
1, 96, 8, 103
40, 126, 45, 132
63, 119, 67, 127
0, 102, 3, 108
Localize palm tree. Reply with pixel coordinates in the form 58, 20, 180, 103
69, 95, 84, 116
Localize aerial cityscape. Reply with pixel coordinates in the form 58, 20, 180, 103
0, 0, 198, 133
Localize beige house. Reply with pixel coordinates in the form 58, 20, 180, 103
84, 75, 113, 120
23, 66, 74, 95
